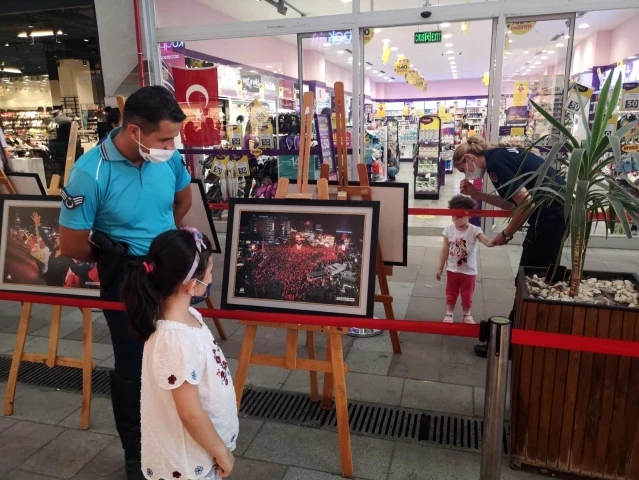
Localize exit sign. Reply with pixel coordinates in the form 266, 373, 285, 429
414, 31, 442, 44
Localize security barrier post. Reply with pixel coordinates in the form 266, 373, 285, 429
480, 316, 511, 480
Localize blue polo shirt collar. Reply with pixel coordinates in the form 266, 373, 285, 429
101, 126, 128, 162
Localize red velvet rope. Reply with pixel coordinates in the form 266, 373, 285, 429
1, 291, 637, 358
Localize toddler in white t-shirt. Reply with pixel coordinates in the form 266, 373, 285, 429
436, 195, 494, 324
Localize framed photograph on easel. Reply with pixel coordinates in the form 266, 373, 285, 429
222, 198, 380, 317
0, 172, 46, 196
0, 195, 100, 298
183, 179, 221, 254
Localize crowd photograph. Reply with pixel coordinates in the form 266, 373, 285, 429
232, 210, 368, 308
1, 204, 99, 293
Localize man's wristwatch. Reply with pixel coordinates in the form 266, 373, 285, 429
501, 230, 514, 242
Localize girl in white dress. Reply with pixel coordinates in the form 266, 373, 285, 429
123, 228, 238, 480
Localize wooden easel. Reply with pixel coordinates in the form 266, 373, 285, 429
233, 92, 354, 477
324, 82, 401, 354
4, 304, 95, 429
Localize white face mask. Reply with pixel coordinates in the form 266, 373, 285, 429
465, 157, 485, 181
136, 129, 174, 163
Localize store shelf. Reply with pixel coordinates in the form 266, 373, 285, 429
414, 115, 442, 201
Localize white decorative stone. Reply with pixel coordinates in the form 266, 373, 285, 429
587, 278, 598, 284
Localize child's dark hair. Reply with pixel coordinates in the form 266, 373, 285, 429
449, 194, 477, 211
123, 229, 213, 341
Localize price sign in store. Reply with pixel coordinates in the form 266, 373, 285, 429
621, 82, 639, 111
564, 84, 594, 114
211, 156, 227, 177
604, 114, 618, 137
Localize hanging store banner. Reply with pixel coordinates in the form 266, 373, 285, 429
363, 28, 374, 45
375, 103, 386, 119
506, 105, 528, 122
564, 83, 594, 114
512, 81, 529, 107
415, 77, 425, 89
406, 70, 419, 85
393, 57, 410, 74
262, 76, 278, 100
621, 82, 639, 111
241, 74, 262, 95
279, 80, 294, 100
507, 22, 536, 35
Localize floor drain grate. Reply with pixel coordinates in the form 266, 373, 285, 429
240, 386, 510, 455
0, 355, 112, 397
0, 356, 509, 455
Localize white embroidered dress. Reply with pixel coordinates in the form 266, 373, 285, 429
141, 307, 238, 480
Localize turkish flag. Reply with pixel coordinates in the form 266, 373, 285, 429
172, 66, 221, 147
173, 66, 218, 108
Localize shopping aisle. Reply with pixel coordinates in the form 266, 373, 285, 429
396, 163, 466, 232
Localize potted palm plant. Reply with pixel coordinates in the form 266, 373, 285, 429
508, 73, 639, 478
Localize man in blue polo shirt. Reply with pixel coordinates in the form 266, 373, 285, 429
59, 86, 191, 480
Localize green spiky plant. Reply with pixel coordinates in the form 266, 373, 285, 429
509, 74, 639, 297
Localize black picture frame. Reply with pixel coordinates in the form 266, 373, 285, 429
0, 195, 100, 299
288, 180, 408, 266
184, 179, 221, 254
2, 172, 46, 195
222, 198, 380, 318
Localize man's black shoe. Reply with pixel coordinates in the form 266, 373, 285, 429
474, 343, 488, 358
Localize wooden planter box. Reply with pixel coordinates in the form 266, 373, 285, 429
511, 267, 639, 479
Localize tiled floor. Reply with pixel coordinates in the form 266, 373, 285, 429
1, 232, 639, 479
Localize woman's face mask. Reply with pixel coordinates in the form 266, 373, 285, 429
464, 155, 485, 181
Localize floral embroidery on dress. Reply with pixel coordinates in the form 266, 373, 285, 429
216, 369, 229, 386
172, 471, 182, 478
191, 370, 197, 381
146, 468, 153, 476
215, 355, 222, 365
168, 374, 177, 385
194, 466, 204, 476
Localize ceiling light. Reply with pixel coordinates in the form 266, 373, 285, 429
410, 64, 414, 67
542, 50, 547, 53
323, 42, 331, 47
445, 43, 453, 47
18, 30, 55, 38
373, 70, 378, 73
366, 66, 371, 70
3, 42, 8, 47
448, 56, 455, 60
446, 50, 454, 54
506, 52, 513, 55
534, 61, 541, 65
265, 65, 272, 68
440, 23, 451, 28
523, 50, 529, 54
450, 61, 456, 65
564, 34, 570, 39
578, 23, 589, 29
548, 50, 555, 54
378, 73, 383, 77
388, 79, 393, 82
382, 38, 390, 42
83, 38, 89, 42
374, 28, 382, 33
383, 76, 388, 79
443, 33, 452, 39
336, 50, 344, 55
556, 43, 564, 47
249, 70, 257, 73
541, 56, 547, 59
397, 53, 404, 58
629, 56, 637, 59
348, 56, 352, 60
509, 39, 513, 43
390, 46, 398, 51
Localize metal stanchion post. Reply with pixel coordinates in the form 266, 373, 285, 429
480, 316, 511, 480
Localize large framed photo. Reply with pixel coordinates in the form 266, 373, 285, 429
0, 195, 100, 298
222, 198, 380, 317
0, 172, 46, 195
183, 179, 221, 254
289, 181, 408, 266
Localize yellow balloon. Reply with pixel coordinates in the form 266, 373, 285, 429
382, 42, 391, 65
482, 72, 490, 86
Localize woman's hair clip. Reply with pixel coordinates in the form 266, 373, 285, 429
181, 226, 206, 252
142, 261, 154, 274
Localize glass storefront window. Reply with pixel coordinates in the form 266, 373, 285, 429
360, 0, 495, 13
156, 0, 353, 28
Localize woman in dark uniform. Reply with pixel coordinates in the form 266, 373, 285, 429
452, 137, 566, 357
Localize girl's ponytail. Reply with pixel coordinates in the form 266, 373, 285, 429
122, 261, 161, 341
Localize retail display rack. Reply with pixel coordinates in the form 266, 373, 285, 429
414, 115, 441, 200
398, 118, 418, 161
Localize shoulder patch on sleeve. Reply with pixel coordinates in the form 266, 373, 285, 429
489, 172, 499, 183
61, 188, 85, 210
